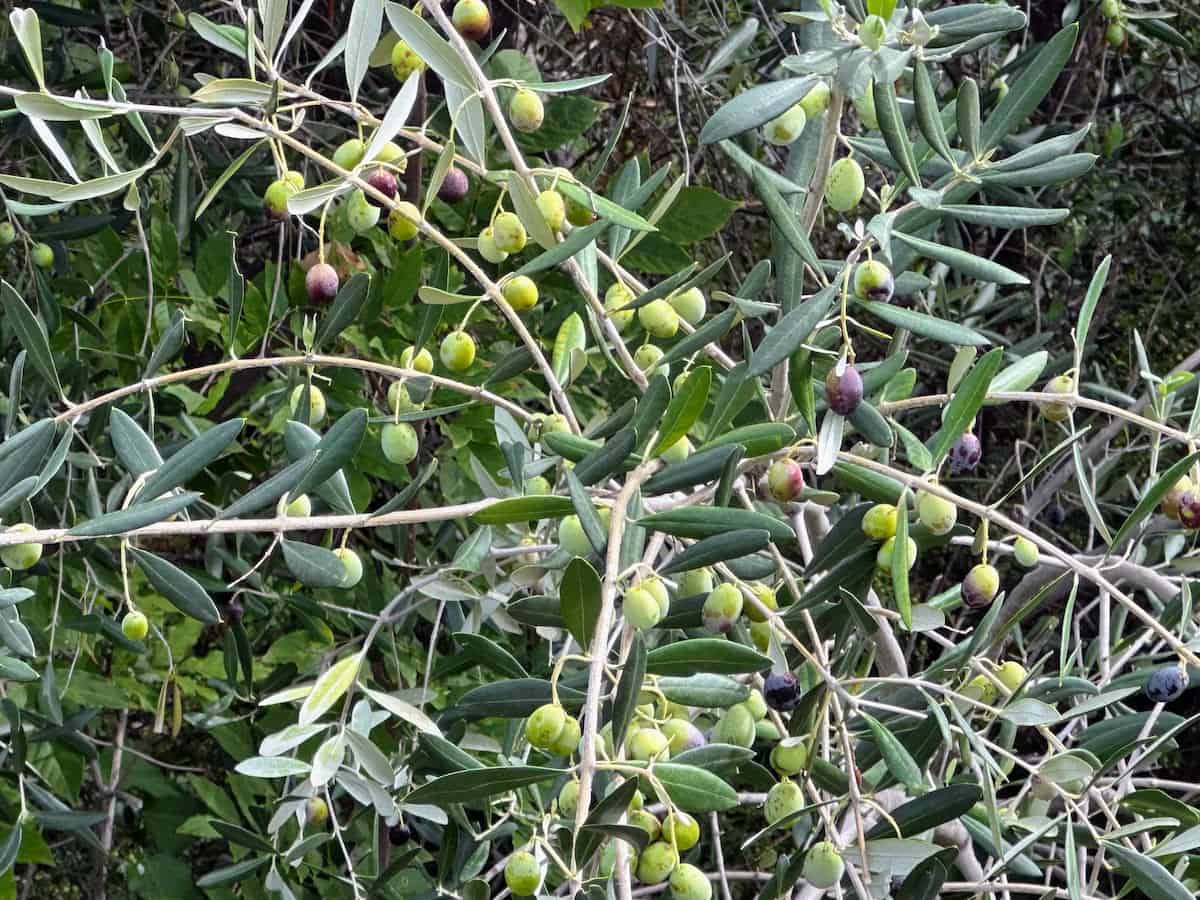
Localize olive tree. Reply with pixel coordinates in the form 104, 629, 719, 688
0, 0, 1196, 898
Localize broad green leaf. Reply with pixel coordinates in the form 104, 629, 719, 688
650, 763, 739, 812
652, 367, 711, 457
310, 732, 345, 786
699, 77, 816, 144
139, 419, 245, 501
299, 653, 363, 725
560, 557, 602, 649
130, 548, 221, 624
926, 347, 1004, 464
956, 77, 980, 159
405, 766, 562, 805
657, 186, 739, 246
188, 12, 248, 56
893, 232, 1028, 286
10, 10, 45, 89
643, 444, 740, 496
69, 493, 200, 537
645, 638, 771, 676
259, 723, 327, 757
556, 180, 654, 232
980, 25, 1078, 151
0, 281, 61, 397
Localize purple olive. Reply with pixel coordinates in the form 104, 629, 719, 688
763, 672, 800, 711
825, 365, 864, 416
306, 263, 340, 303
950, 433, 982, 473
1145, 665, 1188, 703
1179, 492, 1200, 530
438, 167, 470, 203
366, 169, 399, 206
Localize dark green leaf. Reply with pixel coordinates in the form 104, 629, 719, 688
0, 280, 61, 396
638, 508, 794, 543
405, 766, 562, 805
452, 633, 528, 679
646, 638, 771, 676
926, 347, 1005, 464
69, 493, 199, 537
858, 300, 990, 347
109, 409, 162, 476
471, 496, 575, 524
139, 419, 245, 501
314, 273, 371, 349
660, 306, 738, 366
980, 25, 1078, 151
281, 539, 351, 588
660, 529, 772, 575
652, 367, 711, 457
893, 232, 1028, 286
699, 77, 816, 144
747, 286, 837, 378
1103, 841, 1194, 900
611, 634, 646, 748
130, 547, 221, 624
561, 557, 602, 649
865, 785, 982, 839
650, 763, 739, 812
874, 79, 920, 185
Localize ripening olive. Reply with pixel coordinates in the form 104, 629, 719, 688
660, 436, 693, 465
766, 459, 805, 503
1161, 474, 1193, 521
625, 587, 663, 631
950, 432, 982, 473
626, 727, 671, 761
285, 494, 312, 517
713, 704, 755, 748
669, 862, 712, 900
799, 82, 831, 118
995, 661, 1027, 693
663, 811, 700, 851
763, 671, 800, 711
702, 583, 742, 634
662, 717, 706, 754
306, 263, 340, 303
634, 343, 666, 375
400, 345, 434, 374
825, 364, 864, 415
390, 40, 426, 81
678, 568, 714, 597
548, 714, 581, 757
745, 583, 777, 623
961, 562, 1000, 608
345, 189, 381, 233
263, 178, 298, 219
605, 283, 636, 332
451, 0, 491, 41
1145, 665, 1188, 704
853, 260, 894, 302
32, 243, 55, 269
0, 222, 15, 246
558, 778, 580, 814
387, 201, 421, 241
365, 168, 398, 206
629, 809, 661, 840
492, 211, 527, 254
438, 167, 469, 203
1039, 375, 1073, 421
476, 226, 509, 264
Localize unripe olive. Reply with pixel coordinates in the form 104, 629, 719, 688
509, 89, 545, 133
678, 567, 714, 597
802, 841, 845, 889
451, 0, 491, 41
1012, 536, 1039, 568
750, 620, 772, 652
636, 841, 678, 885
668, 287, 706, 326
917, 490, 957, 535
492, 211, 527, 254
558, 512, 601, 556
332, 139, 366, 171
263, 178, 298, 219
825, 364, 864, 415
629, 809, 661, 840
662, 717, 706, 754
525, 703, 567, 749
745, 583, 777, 623
286, 494, 312, 517
504, 851, 541, 896
763, 671, 800, 711
799, 82, 831, 118
558, 778, 580, 814
756, 720, 782, 743
438, 167, 469, 203
284, 170, 305, 191
333, 547, 364, 588
660, 436, 693, 465
121, 610, 149, 641
566, 194, 596, 227
764, 103, 807, 146
400, 345, 434, 374
626, 727, 671, 761
950, 432, 982, 473
1039, 375, 1073, 421
605, 283, 636, 332
962, 562, 1000, 608
375, 142, 405, 165
540, 412, 571, 436
1100, 0, 1120, 19
290, 384, 327, 425
854, 84, 879, 130
503, 275, 539, 312
638, 299, 680, 339
387, 201, 421, 241
770, 737, 808, 776
641, 575, 670, 617
669, 862, 712, 900
537, 189, 566, 231
858, 13, 887, 50
1161, 475, 1193, 521
741, 689, 768, 721
440, 330, 476, 372
825, 157, 865, 212
390, 40, 426, 81
526, 475, 552, 495
663, 811, 700, 851
477, 226, 509, 264
765, 778, 804, 825
306, 262, 340, 303
548, 714, 581, 757
713, 704, 755, 748
702, 583, 743, 634
995, 660, 1027, 693
0, 523, 42, 571
32, 243, 54, 269
303, 796, 329, 826
861, 503, 898, 540
766, 459, 805, 503
386, 381, 419, 415
365, 168, 398, 206
1106, 22, 1125, 48
381, 422, 419, 465
634, 344, 665, 375
625, 586, 663, 631
963, 673, 998, 707
876, 535, 917, 571
0, 222, 15, 246
345, 189, 381, 233
853, 260, 894, 302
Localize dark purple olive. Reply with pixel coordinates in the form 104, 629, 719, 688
1179, 492, 1200, 530
438, 167, 470, 203
950, 433, 982, 473
226, 598, 244, 623
366, 169, 399, 206
1145, 665, 1188, 703
306, 263, 340, 303
763, 671, 800, 711
388, 821, 412, 845
825, 365, 864, 416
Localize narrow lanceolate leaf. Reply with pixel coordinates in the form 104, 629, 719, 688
560, 557, 602, 650
862, 712, 923, 791
0, 281, 61, 397
859, 300, 990, 347
139, 419, 245, 501
646, 639, 772, 676
638, 508, 794, 543
699, 77, 816, 145
69, 493, 200, 537
233, 756, 312, 778
939, 205, 1069, 229
130, 548, 221, 624
913, 61, 954, 165
10, 9, 45, 89
109, 409, 163, 476
292, 408, 368, 499
873, 79, 920, 186
980, 25, 1078, 152
926, 347, 1005, 464
1102, 841, 1194, 900
507, 175, 557, 250
893, 232, 1028, 286
298, 652, 363, 725
552, 313, 586, 386
752, 168, 822, 275
564, 469, 606, 554
514, 220, 607, 277
1109, 451, 1200, 551
956, 77, 981, 160
611, 635, 647, 748
865, 785, 982, 839
574, 428, 637, 487
746, 285, 837, 378
313, 273, 371, 350
660, 306, 738, 366
343, 0, 381, 103
652, 367, 711, 457
405, 767, 562, 805
892, 491, 912, 629
471, 496, 575, 524
660, 529, 771, 575
651, 763, 739, 812
1074, 255, 1111, 369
